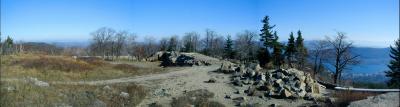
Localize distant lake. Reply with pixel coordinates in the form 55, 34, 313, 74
351, 47, 390, 74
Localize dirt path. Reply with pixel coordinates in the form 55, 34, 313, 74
50, 65, 220, 86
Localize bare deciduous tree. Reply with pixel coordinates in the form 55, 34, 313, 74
326, 32, 360, 84
309, 40, 330, 79
159, 37, 168, 51
235, 30, 258, 62
113, 31, 128, 59
90, 27, 115, 58
182, 32, 200, 52
202, 29, 217, 55
126, 33, 138, 61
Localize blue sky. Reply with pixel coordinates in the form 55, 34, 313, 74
1, 0, 399, 47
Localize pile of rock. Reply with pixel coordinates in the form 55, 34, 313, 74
158, 51, 211, 67
220, 63, 321, 99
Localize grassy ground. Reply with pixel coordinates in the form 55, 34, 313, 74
1, 54, 165, 81
332, 90, 381, 107
0, 80, 147, 107
0, 54, 165, 106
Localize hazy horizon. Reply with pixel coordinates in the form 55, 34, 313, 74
1, 0, 399, 47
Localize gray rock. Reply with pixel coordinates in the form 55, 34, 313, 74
220, 62, 236, 73
280, 89, 292, 98
232, 96, 246, 102
5, 86, 16, 92
304, 93, 314, 100
275, 72, 285, 79
270, 103, 280, 107
225, 94, 231, 99
206, 78, 217, 83
103, 85, 111, 91
120, 92, 129, 98
245, 86, 256, 95
348, 92, 400, 107
91, 99, 106, 107
233, 78, 243, 87
26, 77, 49, 87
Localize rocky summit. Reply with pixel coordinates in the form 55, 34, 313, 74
153, 51, 212, 67
219, 62, 323, 99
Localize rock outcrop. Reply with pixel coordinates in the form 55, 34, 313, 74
157, 51, 211, 67
220, 63, 322, 99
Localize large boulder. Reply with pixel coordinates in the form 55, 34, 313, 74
220, 62, 237, 73
176, 54, 195, 66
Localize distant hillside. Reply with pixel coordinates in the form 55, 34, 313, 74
50, 41, 90, 48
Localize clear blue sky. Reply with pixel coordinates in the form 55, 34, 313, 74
1, 0, 398, 47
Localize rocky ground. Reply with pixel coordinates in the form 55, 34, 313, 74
348, 92, 400, 107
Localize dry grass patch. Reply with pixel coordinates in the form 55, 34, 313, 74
77, 57, 108, 66
15, 56, 94, 72
2, 54, 166, 81
113, 64, 139, 72
171, 89, 225, 107
0, 81, 147, 107
332, 90, 380, 107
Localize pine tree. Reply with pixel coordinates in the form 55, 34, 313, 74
285, 32, 296, 68
167, 36, 177, 51
258, 16, 276, 67
272, 32, 284, 69
385, 38, 400, 88
295, 30, 307, 69
3, 36, 14, 55
224, 35, 235, 59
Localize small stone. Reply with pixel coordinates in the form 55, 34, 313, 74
245, 86, 256, 95
225, 95, 231, 99
232, 96, 246, 102
281, 89, 292, 98
304, 93, 314, 100
270, 103, 280, 107
120, 92, 129, 98
103, 85, 111, 90
233, 79, 243, 87
235, 90, 240, 94
206, 78, 217, 83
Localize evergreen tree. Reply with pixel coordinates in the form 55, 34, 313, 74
183, 41, 193, 52
285, 32, 296, 68
272, 32, 284, 69
385, 38, 400, 88
167, 36, 178, 51
224, 35, 235, 59
3, 36, 14, 55
258, 16, 276, 67
295, 30, 307, 69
